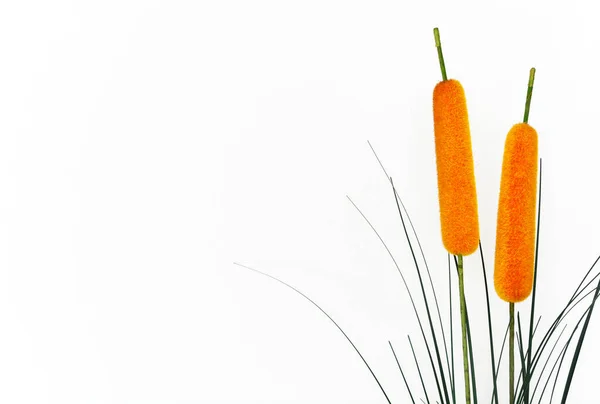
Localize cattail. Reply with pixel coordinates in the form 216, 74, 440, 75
495, 69, 539, 404
432, 28, 479, 404
494, 122, 538, 302
433, 78, 480, 255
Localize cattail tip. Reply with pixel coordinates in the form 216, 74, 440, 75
433, 27, 441, 47
528, 68, 536, 87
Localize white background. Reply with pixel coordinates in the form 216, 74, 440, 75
1, 0, 599, 403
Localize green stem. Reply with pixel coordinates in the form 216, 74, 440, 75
509, 302, 515, 404
433, 27, 448, 81
523, 68, 536, 123
457, 255, 471, 404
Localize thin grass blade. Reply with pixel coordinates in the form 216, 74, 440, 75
560, 273, 600, 403
410, 335, 432, 404
390, 340, 417, 404
525, 158, 542, 404
348, 195, 445, 403
391, 177, 451, 404
233, 262, 393, 404
478, 240, 499, 404
463, 300, 478, 404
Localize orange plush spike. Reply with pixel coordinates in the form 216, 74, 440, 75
494, 123, 538, 303
433, 79, 480, 256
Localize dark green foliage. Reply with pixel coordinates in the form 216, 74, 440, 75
237, 151, 600, 403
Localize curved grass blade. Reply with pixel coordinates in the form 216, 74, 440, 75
539, 288, 600, 403
233, 262, 393, 404
491, 322, 510, 404
463, 294, 478, 404
390, 341, 417, 404
524, 158, 600, 382
529, 324, 567, 402
528, 255, 600, 373
524, 158, 542, 404
347, 195, 446, 404
391, 177, 451, 404
516, 313, 527, 401
369, 140, 454, 400
560, 288, 598, 324
515, 316, 542, 404
523, 256, 600, 388
549, 328, 575, 403
409, 335, 432, 404
524, 287, 598, 403
560, 272, 600, 403
517, 270, 599, 400
537, 333, 571, 403
478, 241, 499, 404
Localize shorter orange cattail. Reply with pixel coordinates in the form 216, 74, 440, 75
433, 79, 480, 256
494, 122, 538, 302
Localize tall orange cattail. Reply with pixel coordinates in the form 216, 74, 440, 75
494, 122, 538, 302
432, 47, 480, 256
495, 69, 539, 404
494, 68, 539, 303
432, 28, 479, 404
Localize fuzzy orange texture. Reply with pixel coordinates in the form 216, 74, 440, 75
433, 79, 480, 256
494, 123, 538, 303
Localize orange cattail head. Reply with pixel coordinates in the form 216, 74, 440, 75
494, 123, 538, 303
433, 79, 480, 256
